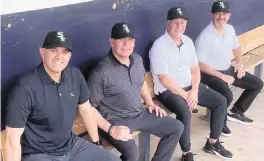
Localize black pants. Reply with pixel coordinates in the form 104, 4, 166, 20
157, 83, 227, 152
22, 135, 120, 161
201, 66, 263, 116
101, 108, 184, 161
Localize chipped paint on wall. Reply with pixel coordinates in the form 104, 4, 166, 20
112, 3, 117, 9
112, 0, 147, 15
7, 24, 12, 28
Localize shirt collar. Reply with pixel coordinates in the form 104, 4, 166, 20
108, 49, 135, 68
164, 30, 186, 45
209, 21, 227, 36
38, 63, 68, 85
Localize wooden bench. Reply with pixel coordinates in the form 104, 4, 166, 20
72, 25, 264, 155
1, 25, 263, 161
201, 25, 264, 121
234, 25, 264, 79
72, 25, 264, 157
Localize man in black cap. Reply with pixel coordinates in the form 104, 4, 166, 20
150, 7, 233, 160
4, 31, 131, 161
196, 0, 263, 129
87, 22, 184, 161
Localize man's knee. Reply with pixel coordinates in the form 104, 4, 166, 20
107, 153, 121, 161
175, 119, 184, 134
214, 94, 228, 112
120, 146, 139, 161
222, 89, 233, 105
167, 118, 184, 136
22, 153, 52, 161
176, 110, 191, 124
96, 150, 121, 161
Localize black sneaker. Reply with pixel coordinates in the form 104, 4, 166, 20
203, 139, 233, 159
221, 124, 232, 137
227, 110, 253, 125
181, 152, 196, 161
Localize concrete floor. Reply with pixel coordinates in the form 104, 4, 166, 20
148, 87, 264, 161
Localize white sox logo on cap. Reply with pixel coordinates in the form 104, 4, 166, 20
177, 8, 183, 15
123, 24, 130, 33
219, 2, 225, 8
57, 32, 66, 42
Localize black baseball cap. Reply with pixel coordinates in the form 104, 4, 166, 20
212, 1, 231, 13
42, 31, 73, 52
111, 22, 136, 39
167, 7, 188, 20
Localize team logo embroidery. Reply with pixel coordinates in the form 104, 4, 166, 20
219, 2, 225, 8
70, 93, 74, 97
123, 24, 130, 33
177, 8, 183, 15
57, 32, 66, 42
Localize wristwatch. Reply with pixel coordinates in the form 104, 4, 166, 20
92, 140, 102, 146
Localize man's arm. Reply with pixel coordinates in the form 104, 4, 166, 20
187, 65, 200, 109
4, 127, 24, 161
78, 101, 100, 142
233, 47, 245, 79
158, 74, 188, 100
199, 62, 235, 84
199, 47, 242, 78
85, 67, 133, 141
199, 62, 224, 79
141, 81, 167, 117
4, 86, 31, 161
231, 25, 243, 70
141, 81, 154, 106
233, 47, 243, 66
195, 32, 232, 82
150, 42, 188, 99
78, 101, 133, 141
190, 65, 200, 91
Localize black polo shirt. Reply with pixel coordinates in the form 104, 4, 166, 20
6, 63, 89, 156
87, 50, 146, 121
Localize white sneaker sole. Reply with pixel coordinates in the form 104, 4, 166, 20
227, 115, 254, 126
212, 150, 233, 160
221, 132, 232, 137
203, 147, 232, 160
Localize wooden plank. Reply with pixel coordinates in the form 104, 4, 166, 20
145, 72, 155, 99
237, 33, 246, 55
240, 25, 264, 55
232, 52, 264, 71
72, 114, 86, 136
247, 45, 264, 57
232, 25, 264, 60
243, 54, 264, 71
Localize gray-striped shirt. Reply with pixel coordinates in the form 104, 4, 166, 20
87, 50, 146, 121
